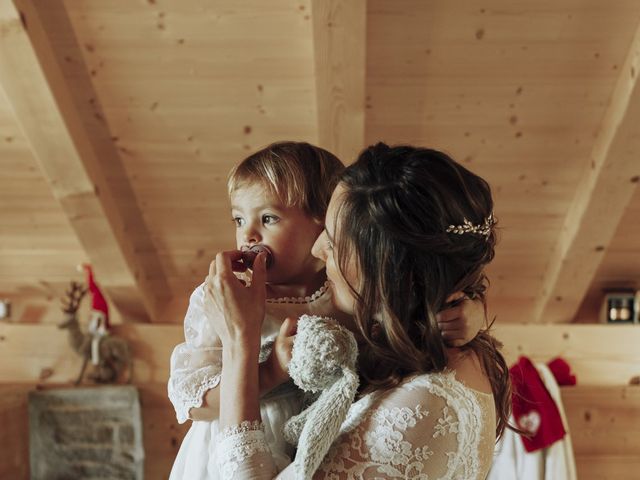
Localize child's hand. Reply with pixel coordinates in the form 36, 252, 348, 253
436, 292, 485, 347
262, 317, 297, 390
205, 250, 267, 348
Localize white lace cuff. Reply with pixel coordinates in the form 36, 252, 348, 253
216, 421, 277, 479
168, 368, 222, 423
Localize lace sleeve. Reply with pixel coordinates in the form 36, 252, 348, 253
167, 282, 224, 423
214, 373, 494, 480
215, 421, 279, 479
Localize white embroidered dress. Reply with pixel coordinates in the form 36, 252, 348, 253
216, 371, 497, 479
168, 280, 336, 480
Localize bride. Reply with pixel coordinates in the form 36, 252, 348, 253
206, 143, 511, 479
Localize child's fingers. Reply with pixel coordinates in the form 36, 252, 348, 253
223, 249, 247, 272
440, 328, 465, 340
445, 291, 468, 306
213, 251, 249, 291
215, 251, 238, 281
438, 318, 469, 335
231, 260, 248, 272
439, 324, 464, 334
250, 252, 268, 291
279, 317, 298, 337
444, 338, 466, 347
436, 307, 462, 324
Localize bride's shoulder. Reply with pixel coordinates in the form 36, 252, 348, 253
392, 363, 492, 405
445, 348, 493, 395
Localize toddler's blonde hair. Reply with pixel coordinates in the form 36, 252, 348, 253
228, 142, 344, 221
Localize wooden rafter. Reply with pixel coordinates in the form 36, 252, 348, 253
0, 0, 171, 321
311, 0, 366, 163
532, 20, 640, 323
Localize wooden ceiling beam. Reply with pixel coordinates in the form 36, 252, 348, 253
311, 0, 366, 163
532, 21, 640, 323
0, 0, 171, 321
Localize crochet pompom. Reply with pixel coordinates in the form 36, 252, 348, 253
284, 315, 359, 479
287, 315, 358, 393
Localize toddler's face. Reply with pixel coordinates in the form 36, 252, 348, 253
230, 183, 324, 285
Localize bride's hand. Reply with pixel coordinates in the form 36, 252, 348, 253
205, 250, 267, 349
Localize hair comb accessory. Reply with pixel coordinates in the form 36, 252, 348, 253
283, 315, 359, 479
446, 213, 495, 239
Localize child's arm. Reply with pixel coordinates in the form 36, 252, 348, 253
167, 282, 226, 423
183, 317, 296, 422
188, 361, 284, 421
436, 292, 486, 347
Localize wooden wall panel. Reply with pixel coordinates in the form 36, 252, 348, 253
312, 0, 366, 163
1, 323, 638, 387
137, 383, 191, 480
0, 0, 173, 321
0, 92, 87, 297
564, 386, 640, 480
532, 19, 640, 323
563, 386, 640, 457
0, 385, 29, 479
495, 324, 640, 385
0, 324, 178, 384
59, 0, 319, 297
1, 0, 639, 324
366, 0, 640, 323
575, 185, 640, 323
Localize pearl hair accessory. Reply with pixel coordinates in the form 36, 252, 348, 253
283, 315, 359, 480
446, 213, 495, 239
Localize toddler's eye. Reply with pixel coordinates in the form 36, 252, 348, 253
326, 240, 334, 251
262, 214, 279, 225
232, 217, 245, 227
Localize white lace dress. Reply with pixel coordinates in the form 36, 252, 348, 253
216, 371, 497, 479
168, 280, 336, 480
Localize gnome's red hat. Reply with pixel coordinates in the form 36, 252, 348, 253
83, 264, 110, 329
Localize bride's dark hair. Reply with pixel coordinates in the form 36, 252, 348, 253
333, 143, 511, 438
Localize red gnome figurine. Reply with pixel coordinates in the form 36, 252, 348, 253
83, 264, 110, 365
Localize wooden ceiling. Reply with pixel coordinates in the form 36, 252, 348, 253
0, 0, 638, 324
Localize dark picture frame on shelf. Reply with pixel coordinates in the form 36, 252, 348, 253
600, 290, 639, 324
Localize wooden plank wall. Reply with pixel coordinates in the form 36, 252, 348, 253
2, 323, 638, 386
1, 323, 639, 478
563, 386, 640, 479
0, 385, 29, 480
